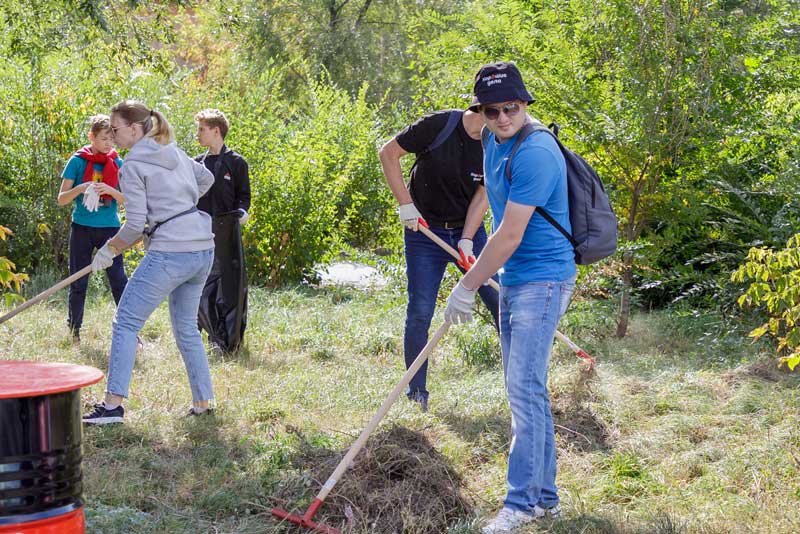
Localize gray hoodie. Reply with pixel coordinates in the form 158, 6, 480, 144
116, 137, 215, 252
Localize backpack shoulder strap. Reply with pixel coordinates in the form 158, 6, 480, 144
480, 125, 491, 149
419, 110, 463, 157
504, 121, 546, 182
505, 121, 578, 247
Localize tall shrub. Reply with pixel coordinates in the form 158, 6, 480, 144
732, 234, 800, 370
244, 79, 393, 285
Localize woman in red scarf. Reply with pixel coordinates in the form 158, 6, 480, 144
57, 114, 127, 344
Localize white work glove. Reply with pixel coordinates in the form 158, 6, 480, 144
444, 281, 476, 324
91, 243, 115, 272
457, 238, 476, 270
238, 209, 250, 225
82, 183, 100, 212
398, 203, 423, 231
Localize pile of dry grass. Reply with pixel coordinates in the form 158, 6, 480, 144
283, 425, 473, 533
551, 366, 610, 452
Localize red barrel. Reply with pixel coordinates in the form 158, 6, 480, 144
0, 361, 103, 534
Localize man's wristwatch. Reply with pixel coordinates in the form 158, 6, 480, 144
108, 244, 121, 256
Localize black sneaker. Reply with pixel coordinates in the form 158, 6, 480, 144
409, 391, 428, 413
186, 407, 214, 417
82, 403, 125, 425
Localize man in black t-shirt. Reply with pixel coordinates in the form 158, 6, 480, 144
380, 109, 499, 412
195, 109, 251, 352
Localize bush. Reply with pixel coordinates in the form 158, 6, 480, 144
732, 233, 800, 370
0, 225, 27, 306
243, 80, 394, 285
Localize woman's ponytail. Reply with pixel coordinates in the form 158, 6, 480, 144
110, 100, 174, 145
147, 109, 174, 145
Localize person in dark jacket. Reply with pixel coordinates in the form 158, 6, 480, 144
194, 109, 251, 352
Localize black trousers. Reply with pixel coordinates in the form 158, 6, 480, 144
68, 223, 127, 334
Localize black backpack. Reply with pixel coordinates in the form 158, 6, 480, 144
411, 110, 463, 167
482, 121, 618, 265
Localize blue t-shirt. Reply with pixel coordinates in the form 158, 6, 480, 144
484, 129, 576, 285
60, 154, 123, 228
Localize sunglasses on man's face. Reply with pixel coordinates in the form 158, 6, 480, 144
482, 103, 521, 121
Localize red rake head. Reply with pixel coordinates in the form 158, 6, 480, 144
577, 350, 596, 370
271, 499, 341, 534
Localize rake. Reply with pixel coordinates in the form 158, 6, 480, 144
271, 321, 451, 533
417, 222, 595, 369
0, 240, 140, 326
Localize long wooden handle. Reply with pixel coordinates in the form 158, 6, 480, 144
0, 266, 94, 325
314, 321, 451, 502
0, 239, 141, 326
417, 225, 595, 365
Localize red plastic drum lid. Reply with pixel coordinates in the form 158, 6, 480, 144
0, 362, 103, 399
0, 508, 84, 534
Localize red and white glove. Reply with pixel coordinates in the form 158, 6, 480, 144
457, 238, 476, 270
398, 203, 423, 231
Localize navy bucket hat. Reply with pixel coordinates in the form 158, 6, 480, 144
469, 62, 534, 112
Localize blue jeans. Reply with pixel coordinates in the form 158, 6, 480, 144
68, 223, 128, 335
500, 277, 575, 513
106, 249, 215, 402
404, 224, 499, 398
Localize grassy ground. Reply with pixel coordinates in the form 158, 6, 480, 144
2, 270, 800, 533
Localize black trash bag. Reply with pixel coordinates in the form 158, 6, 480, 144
198, 211, 247, 352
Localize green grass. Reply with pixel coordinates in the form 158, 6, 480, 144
2, 276, 800, 533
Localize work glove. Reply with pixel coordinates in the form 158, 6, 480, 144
398, 203, 423, 232
457, 238, 476, 270
238, 209, 250, 225
444, 281, 476, 324
82, 183, 100, 212
91, 243, 115, 272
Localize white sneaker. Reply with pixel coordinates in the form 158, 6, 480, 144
482, 507, 537, 534
533, 504, 562, 520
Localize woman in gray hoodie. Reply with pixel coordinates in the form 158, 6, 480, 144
82, 100, 216, 425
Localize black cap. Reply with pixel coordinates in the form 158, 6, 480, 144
469, 62, 534, 112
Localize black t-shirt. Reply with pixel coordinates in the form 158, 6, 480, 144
395, 110, 484, 224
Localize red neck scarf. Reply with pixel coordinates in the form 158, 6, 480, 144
75, 146, 120, 201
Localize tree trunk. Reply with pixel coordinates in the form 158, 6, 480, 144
616, 248, 634, 338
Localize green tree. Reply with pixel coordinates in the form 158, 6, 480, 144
406, 0, 800, 335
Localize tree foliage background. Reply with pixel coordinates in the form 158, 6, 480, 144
0, 0, 798, 346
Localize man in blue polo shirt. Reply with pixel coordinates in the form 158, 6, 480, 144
444, 62, 576, 533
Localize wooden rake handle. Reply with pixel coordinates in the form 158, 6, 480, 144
313, 321, 451, 503
0, 239, 140, 326
417, 224, 595, 366
0, 266, 93, 325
